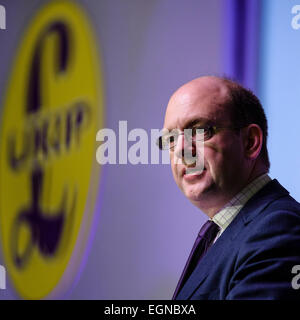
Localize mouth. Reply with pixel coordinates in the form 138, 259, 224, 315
182, 166, 207, 181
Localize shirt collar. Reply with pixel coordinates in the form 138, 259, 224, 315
212, 173, 271, 232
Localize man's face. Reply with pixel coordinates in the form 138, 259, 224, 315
163, 78, 249, 213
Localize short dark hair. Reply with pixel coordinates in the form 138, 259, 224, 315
222, 78, 270, 170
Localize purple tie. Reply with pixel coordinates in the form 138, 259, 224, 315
172, 220, 220, 299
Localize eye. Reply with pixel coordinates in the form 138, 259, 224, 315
191, 126, 206, 140
190, 126, 214, 141
168, 131, 179, 148
203, 126, 214, 140
192, 126, 200, 133
159, 131, 179, 149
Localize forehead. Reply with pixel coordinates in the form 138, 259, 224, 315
164, 80, 231, 130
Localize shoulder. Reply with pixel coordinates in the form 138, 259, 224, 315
224, 182, 300, 299
238, 193, 300, 260
249, 194, 300, 236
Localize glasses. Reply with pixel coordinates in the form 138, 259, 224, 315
157, 125, 241, 150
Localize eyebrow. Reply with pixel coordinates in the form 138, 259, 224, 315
182, 117, 211, 129
164, 117, 213, 132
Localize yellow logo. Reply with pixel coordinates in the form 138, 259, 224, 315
0, 0, 104, 299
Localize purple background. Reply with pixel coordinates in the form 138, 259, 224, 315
1, 0, 287, 300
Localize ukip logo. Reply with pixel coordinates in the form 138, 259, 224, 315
11, 164, 74, 269
9, 22, 77, 270
0, 1, 104, 299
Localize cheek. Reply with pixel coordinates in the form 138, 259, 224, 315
204, 145, 233, 179
205, 141, 243, 177
170, 156, 178, 179
204, 147, 223, 172
170, 158, 184, 188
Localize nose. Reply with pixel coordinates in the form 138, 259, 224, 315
174, 133, 196, 164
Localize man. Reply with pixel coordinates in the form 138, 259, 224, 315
159, 76, 300, 299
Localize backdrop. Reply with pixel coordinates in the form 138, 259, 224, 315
0, 0, 298, 300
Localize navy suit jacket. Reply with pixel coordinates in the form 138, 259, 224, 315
176, 179, 300, 300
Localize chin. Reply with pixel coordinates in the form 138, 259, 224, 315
182, 174, 218, 201
183, 184, 210, 202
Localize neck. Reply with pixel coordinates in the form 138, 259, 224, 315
194, 162, 268, 218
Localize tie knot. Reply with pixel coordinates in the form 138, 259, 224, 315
198, 220, 220, 241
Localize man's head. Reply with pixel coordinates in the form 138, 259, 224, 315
163, 76, 269, 217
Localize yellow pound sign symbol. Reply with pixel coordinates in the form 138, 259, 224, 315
0, 1, 103, 299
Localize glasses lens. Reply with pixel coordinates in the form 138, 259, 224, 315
157, 126, 215, 149
184, 128, 193, 142
157, 130, 179, 150
190, 127, 206, 142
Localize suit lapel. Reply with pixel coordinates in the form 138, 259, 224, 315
176, 209, 244, 299
176, 179, 289, 300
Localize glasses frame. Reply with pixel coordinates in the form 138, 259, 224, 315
157, 125, 242, 150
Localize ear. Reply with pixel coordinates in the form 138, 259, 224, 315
242, 124, 263, 160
